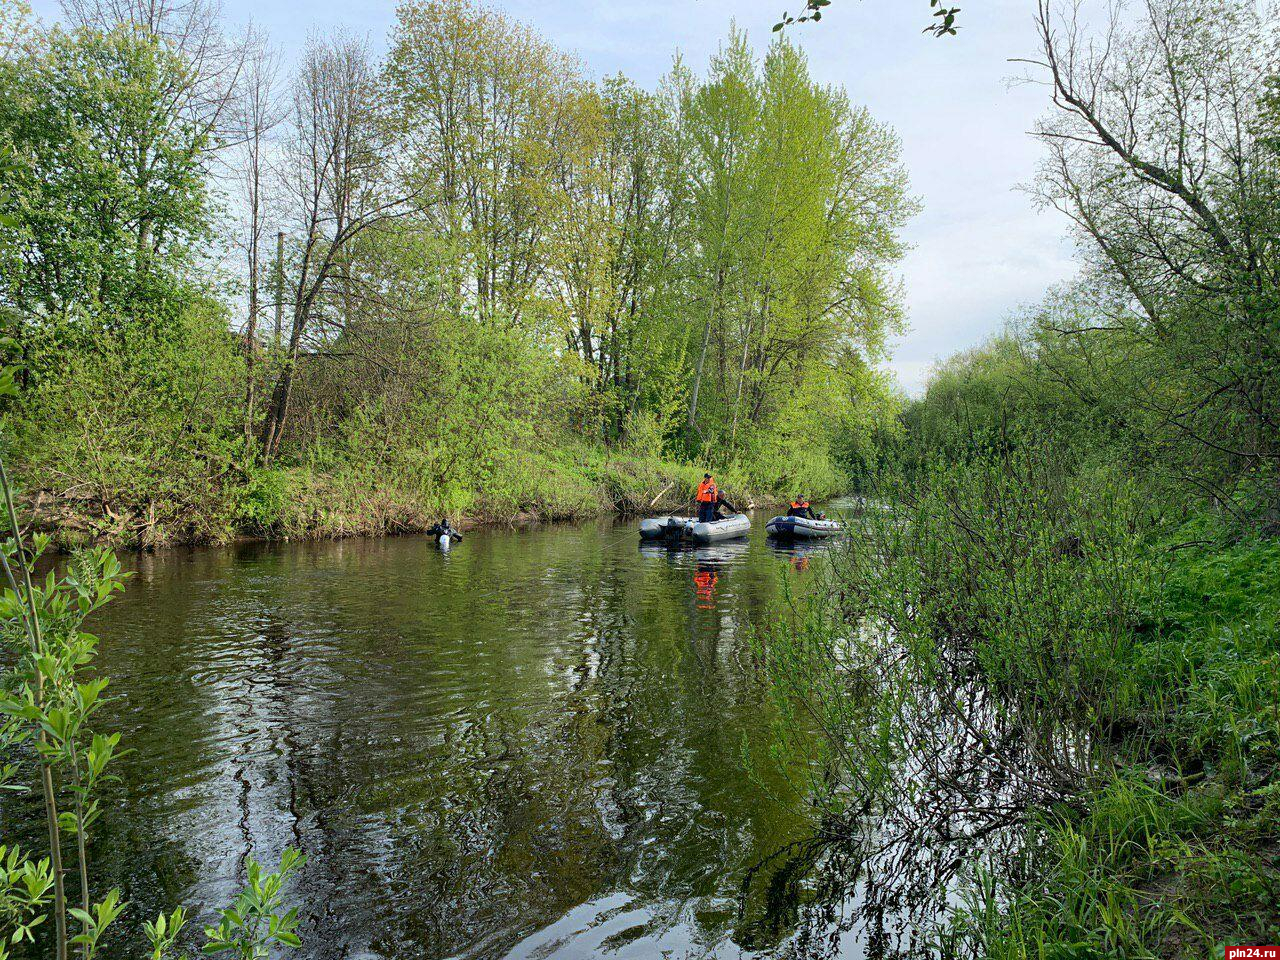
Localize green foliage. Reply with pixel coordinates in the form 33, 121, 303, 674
670, 31, 909, 475
201, 849, 305, 959
1031, 0, 1280, 520
375, 11, 907, 502
0, 844, 53, 960
1138, 528, 1280, 787
234, 470, 291, 534
759, 441, 1280, 955
69, 888, 125, 960
954, 516, 1280, 958
142, 907, 186, 960
0, 470, 130, 960
11, 300, 246, 546
0, 24, 210, 321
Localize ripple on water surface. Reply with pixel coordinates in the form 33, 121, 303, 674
56, 514, 855, 959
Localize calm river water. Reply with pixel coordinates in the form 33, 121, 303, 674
77, 508, 856, 960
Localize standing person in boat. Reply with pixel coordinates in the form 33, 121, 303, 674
695, 474, 737, 523
787, 497, 817, 520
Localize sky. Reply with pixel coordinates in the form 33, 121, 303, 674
31, 0, 1082, 394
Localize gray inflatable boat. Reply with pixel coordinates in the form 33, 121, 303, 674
639, 513, 751, 543
639, 515, 693, 540
766, 515, 842, 539
687, 513, 751, 543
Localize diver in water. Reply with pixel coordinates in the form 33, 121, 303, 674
426, 518, 463, 546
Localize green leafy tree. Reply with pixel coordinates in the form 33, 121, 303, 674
0, 25, 211, 325
1031, 0, 1280, 515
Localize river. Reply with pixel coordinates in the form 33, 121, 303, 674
78, 508, 858, 960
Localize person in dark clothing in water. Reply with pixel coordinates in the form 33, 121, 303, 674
426, 518, 462, 543
694, 474, 737, 523
787, 497, 817, 520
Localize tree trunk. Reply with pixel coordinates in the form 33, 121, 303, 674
687, 266, 723, 437
729, 306, 756, 449
260, 305, 304, 465
274, 231, 285, 348
244, 228, 260, 447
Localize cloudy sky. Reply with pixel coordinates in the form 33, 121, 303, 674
32, 0, 1081, 394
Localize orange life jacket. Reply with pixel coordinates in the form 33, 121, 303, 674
696, 479, 718, 503
791, 499, 809, 510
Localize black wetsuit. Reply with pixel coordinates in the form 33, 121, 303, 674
697, 497, 736, 523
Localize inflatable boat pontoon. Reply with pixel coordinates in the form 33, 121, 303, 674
639, 513, 751, 543
639, 515, 693, 540
688, 513, 751, 543
765, 515, 842, 540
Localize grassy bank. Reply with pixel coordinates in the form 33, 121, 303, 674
966, 519, 1280, 957
759, 451, 1280, 957
23, 441, 819, 549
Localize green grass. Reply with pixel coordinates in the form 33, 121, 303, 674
27, 437, 812, 547
965, 522, 1280, 959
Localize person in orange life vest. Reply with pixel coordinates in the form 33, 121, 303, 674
695, 473, 736, 523
787, 497, 816, 520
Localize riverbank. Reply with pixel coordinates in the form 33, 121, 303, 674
972, 514, 1280, 956
22, 443, 823, 550
762, 455, 1280, 956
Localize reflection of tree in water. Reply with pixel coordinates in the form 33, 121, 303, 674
742, 636, 1068, 960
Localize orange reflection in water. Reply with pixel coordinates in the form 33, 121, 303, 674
693, 567, 719, 609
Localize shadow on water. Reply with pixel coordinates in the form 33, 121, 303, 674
6, 505, 1020, 960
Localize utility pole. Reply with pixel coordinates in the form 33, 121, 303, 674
274, 230, 285, 349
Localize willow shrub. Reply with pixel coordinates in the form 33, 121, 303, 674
839, 446, 1162, 735
753, 445, 1169, 947
758, 446, 1280, 956
12, 302, 245, 546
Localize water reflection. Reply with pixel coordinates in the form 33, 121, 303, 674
24, 514, 832, 960
8, 502, 1028, 960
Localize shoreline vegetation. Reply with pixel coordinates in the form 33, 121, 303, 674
21, 448, 805, 550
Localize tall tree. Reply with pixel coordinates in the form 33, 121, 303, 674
259, 35, 404, 463
680, 29, 761, 441
1030, 0, 1280, 505
385, 0, 585, 329
0, 25, 212, 326
231, 34, 283, 446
